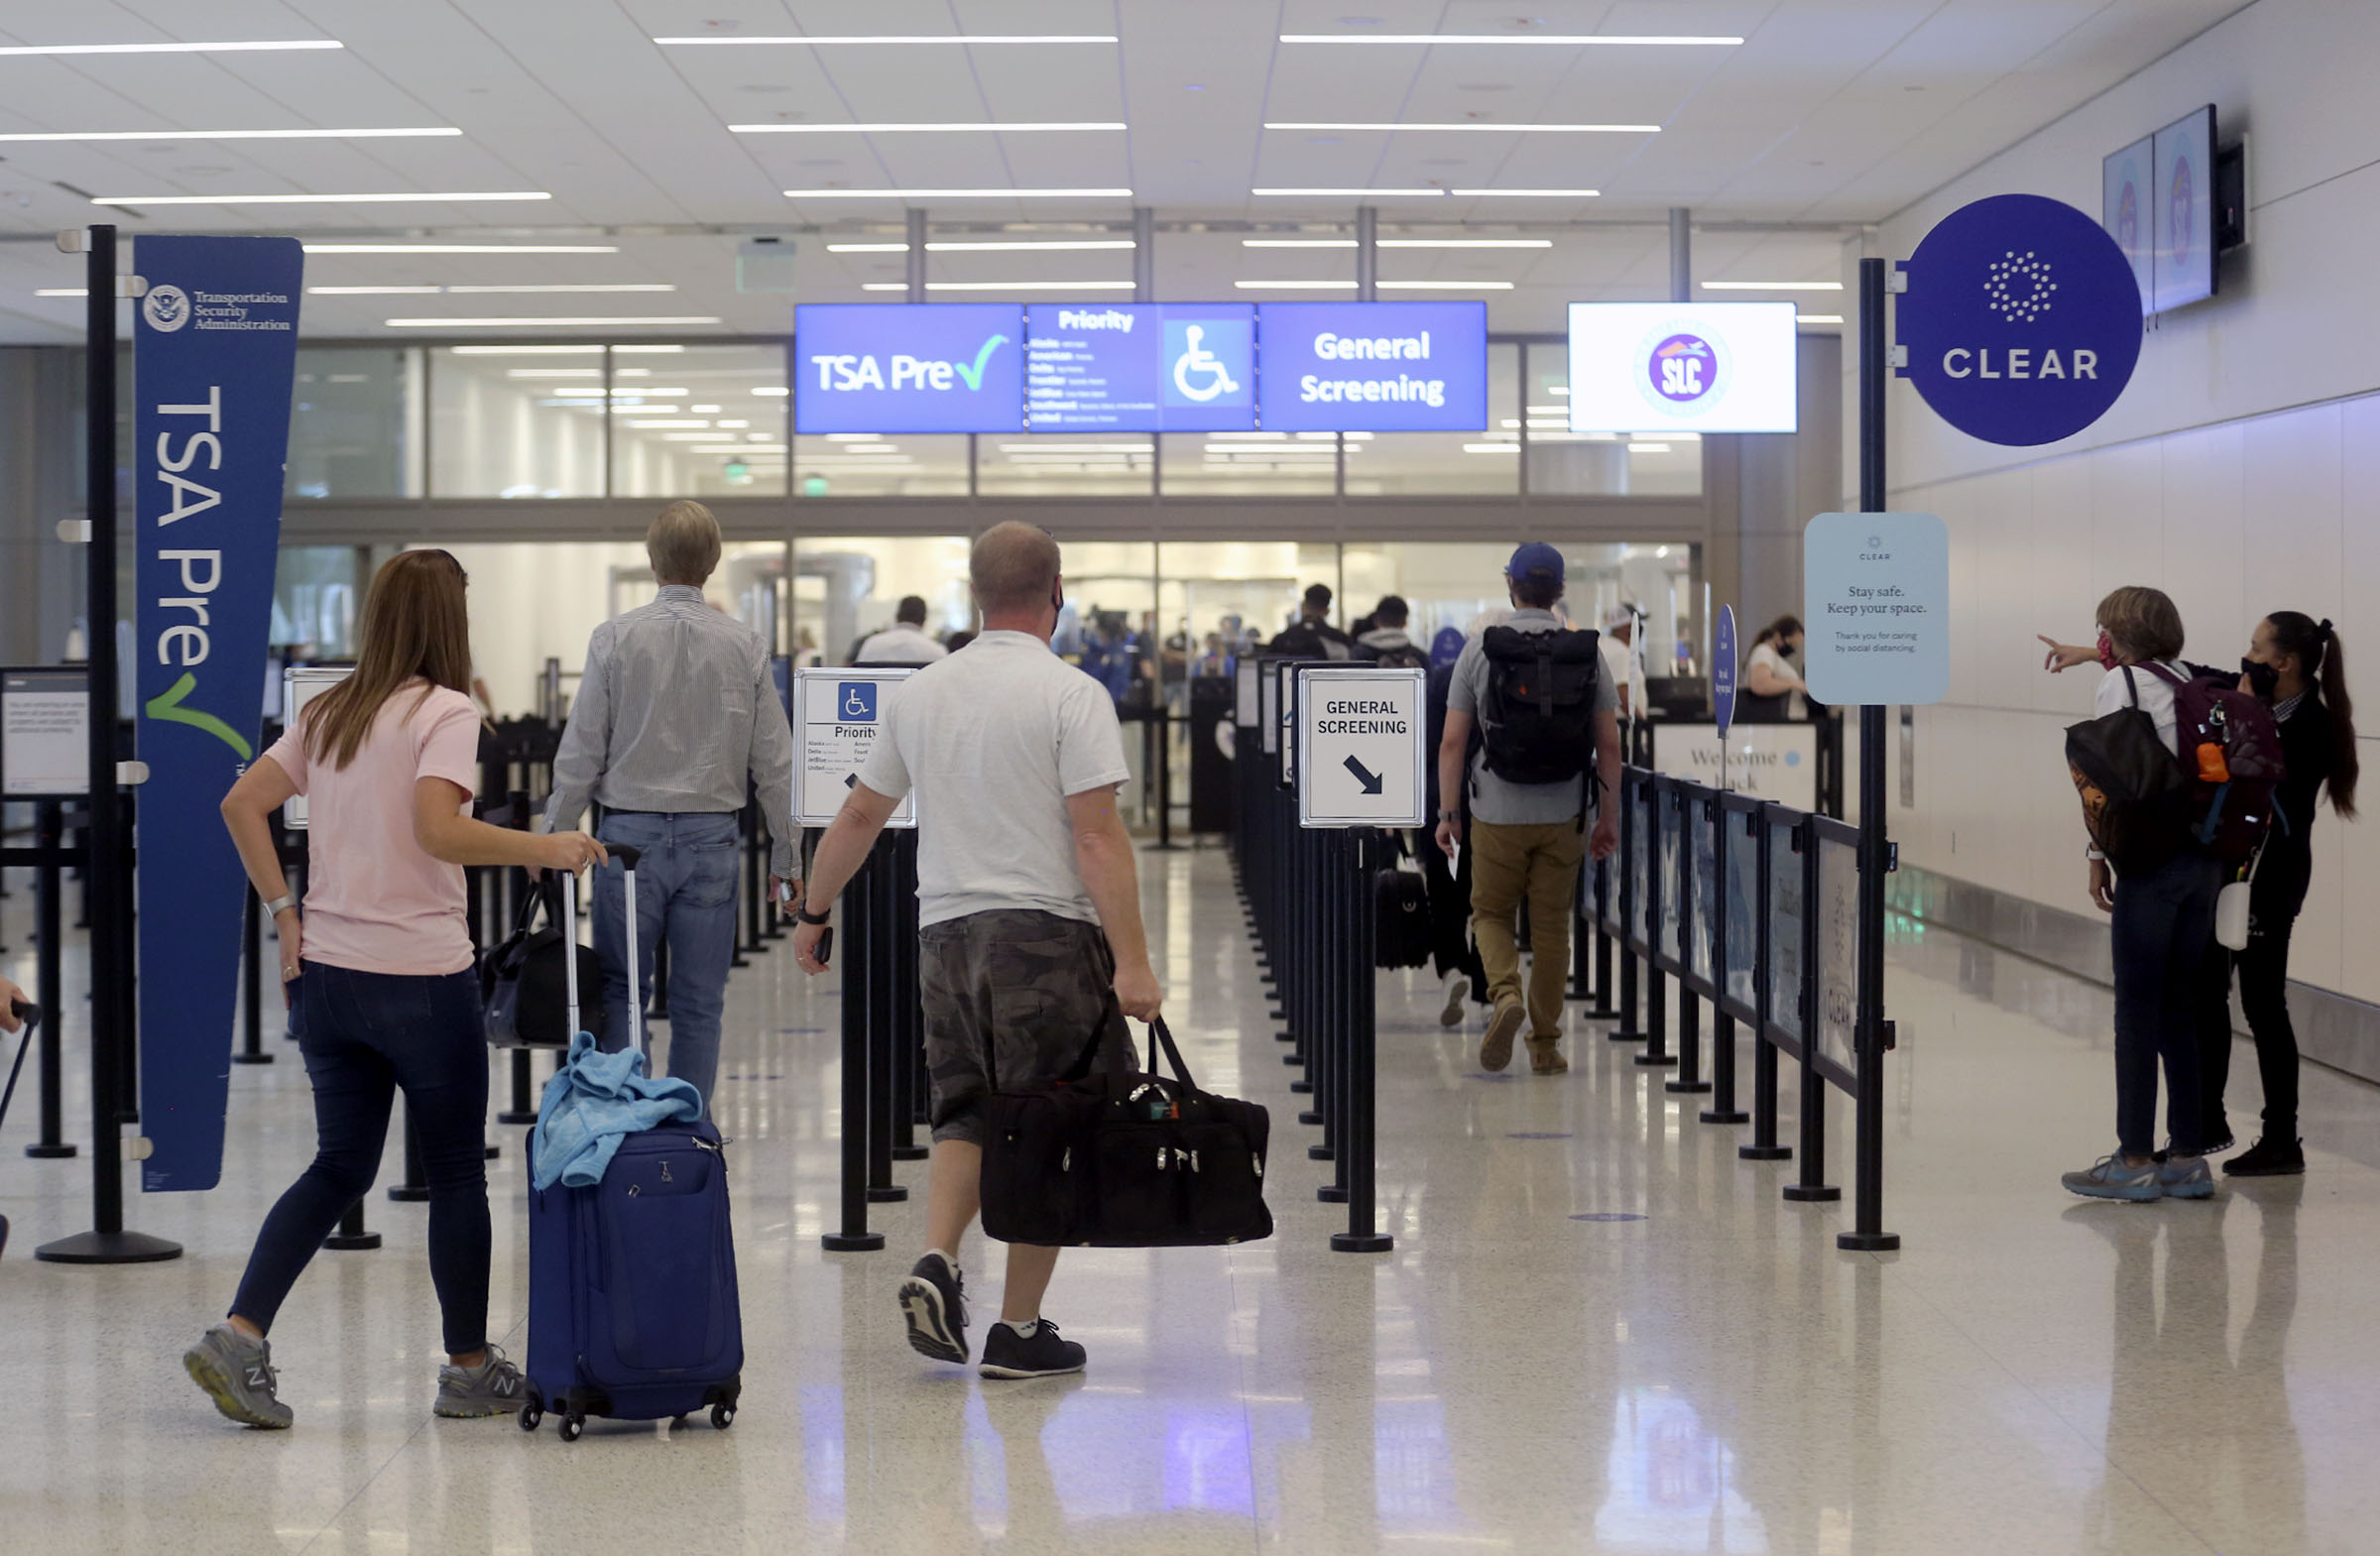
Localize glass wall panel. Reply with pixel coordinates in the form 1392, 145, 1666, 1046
793, 434, 969, 497
428, 345, 607, 498
1153, 540, 1317, 662
1341, 342, 1521, 497
286, 347, 421, 500
977, 431, 1154, 497
612, 343, 789, 498
1523, 342, 1705, 498
270, 545, 365, 658
1336, 540, 1702, 672
1158, 431, 1339, 497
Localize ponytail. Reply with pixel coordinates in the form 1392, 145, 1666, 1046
2269, 611, 2358, 819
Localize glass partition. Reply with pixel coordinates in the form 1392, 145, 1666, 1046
978, 431, 1155, 497
286, 347, 421, 500
612, 343, 788, 498
1158, 431, 1340, 497
428, 345, 607, 498
793, 433, 969, 498
1523, 342, 1704, 497
270, 545, 365, 658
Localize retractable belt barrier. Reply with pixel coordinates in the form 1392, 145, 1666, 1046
821, 829, 927, 1253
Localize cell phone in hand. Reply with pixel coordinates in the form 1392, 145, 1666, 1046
812, 927, 833, 968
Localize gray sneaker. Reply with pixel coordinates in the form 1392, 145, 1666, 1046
183, 1322, 294, 1429
2158, 1153, 2217, 1200
435, 1344, 528, 1418
2061, 1153, 2163, 1202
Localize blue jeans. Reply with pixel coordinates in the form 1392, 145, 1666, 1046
2109, 850, 2224, 1156
593, 811, 741, 1113
232, 964, 491, 1356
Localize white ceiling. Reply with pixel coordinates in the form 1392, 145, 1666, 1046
0, 0, 2252, 343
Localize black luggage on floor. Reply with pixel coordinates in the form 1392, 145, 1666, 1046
1373, 864, 1433, 969
982, 1008, 1272, 1249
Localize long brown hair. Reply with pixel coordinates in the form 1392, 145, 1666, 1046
2268, 611, 2359, 818
301, 549, 473, 772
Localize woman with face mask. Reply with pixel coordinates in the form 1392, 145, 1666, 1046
2041, 611, 2359, 1177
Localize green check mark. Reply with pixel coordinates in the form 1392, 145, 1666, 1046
146, 671, 253, 761
953, 333, 1010, 391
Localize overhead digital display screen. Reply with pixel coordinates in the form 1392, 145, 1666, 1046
1024, 303, 1255, 432
1254, 300, 1488, 431
1565, 302, 1799, 433
2151, 105, 2215, 313
2102, 134, 2154, 313
793, 302, 1025, 433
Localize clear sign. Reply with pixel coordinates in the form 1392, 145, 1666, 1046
1254, 300, 1488, 432
1295, 666, 1426, 828
793, 302, 1025, 433
1802, 512, 1950, 707
1025, 302, 1255, 432
1712, 604, 1738, 738
1565, 302, 1798, 433
280, 665, 353, 830
0, 667, 89, 797
793, 667, 917, 828
1897, 192, 2143, 446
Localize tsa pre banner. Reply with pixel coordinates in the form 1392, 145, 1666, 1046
133, 234, 302, 1191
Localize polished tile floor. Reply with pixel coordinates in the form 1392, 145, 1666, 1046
4, 850, 2380, 1554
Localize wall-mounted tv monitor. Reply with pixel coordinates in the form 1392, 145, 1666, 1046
793, 302, 1026, 433
2102, 134, 2154, 313
1253, 300, 1488, 431
1024, 302, 1256, 432
1564, 301, 1799, 433
2152, 104, 2217, 313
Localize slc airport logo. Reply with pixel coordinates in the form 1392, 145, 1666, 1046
143, 284, 190, 332
1635, 325, 1726, 419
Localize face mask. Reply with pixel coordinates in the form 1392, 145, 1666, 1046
2242, 658, 2281, 699
2095, 631, 2117, 669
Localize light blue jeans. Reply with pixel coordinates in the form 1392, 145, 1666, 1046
592, 811, 742, 1115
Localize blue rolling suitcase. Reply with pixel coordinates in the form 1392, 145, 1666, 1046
520, 847, 744, 1441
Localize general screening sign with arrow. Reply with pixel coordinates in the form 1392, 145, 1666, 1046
1295, 665, 1427, 828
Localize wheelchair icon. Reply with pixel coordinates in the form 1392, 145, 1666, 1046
1171, 325, 1241, 404
838, 681, 877, 722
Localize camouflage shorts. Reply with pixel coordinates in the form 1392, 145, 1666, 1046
919, 909, 1119, 1146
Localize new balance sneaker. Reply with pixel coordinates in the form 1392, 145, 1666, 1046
2060, 1153, 2163, 1202
2223, 1137, 2306, 1177
979, 1319, 1086, 1380
896, 1251, 970, 1365
1438, 974, 1470, 1029
183, 1322, 293, 1429
1480, 998, 1524, 1072
434, 1344, 528, 1418
2158, 1153, 2217, 1201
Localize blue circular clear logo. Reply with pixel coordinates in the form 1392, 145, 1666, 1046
1900, 192, 2141, 447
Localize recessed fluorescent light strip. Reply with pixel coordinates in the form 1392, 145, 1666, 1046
656, 35, 1116, 46
0, 126, 456, 143
1276, 34, 1740, 47
1251, 187, 1597, 198
311, 284, 674, 296
0, 40, 343, 57
1264, 122, 1657, 134
1242, 238, 1551, 249
786, 187, 1130, 199
828, 240, 1135, 253
304, 243, 620, 254
1702, 281, 1844, 291
92, 191, 551, 207
733, 122, 1122, 133
384, 315, 721, 327
861, 281, 1134, 292
1232, 280, 1514, 290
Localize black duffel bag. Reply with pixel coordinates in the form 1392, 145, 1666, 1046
481, 877, 609, 1048
982, 1006, 1272, 1249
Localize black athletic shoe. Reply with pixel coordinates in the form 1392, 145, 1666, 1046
896, 1253, 969, 1364
2222, 1137, 2305, 1177
979, 1319, 1086, 1380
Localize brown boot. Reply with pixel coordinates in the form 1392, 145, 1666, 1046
1527, 1035, 1568, 1075
1480, 999, 1523, 1072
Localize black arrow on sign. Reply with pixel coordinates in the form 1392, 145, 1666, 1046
844, 773, 858, 788
1343, 755, 1383, 795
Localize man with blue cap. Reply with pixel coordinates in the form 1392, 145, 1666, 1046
1433, 543, 1621, 1075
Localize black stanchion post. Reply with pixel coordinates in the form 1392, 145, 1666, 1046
822, 833, 885, 1251
889, 831, 927, 1160
1783, 819, 1839, 1202
1840, 254, 1901, 1253
233, 890, 272, 1064
1741, 807, 1791, 1160
1703, 795, 1749, 1126
324, 1197, 381, 1251
1332, 828, 1391, 1252
648, 937, 671, 1023
387, 1108, 430, 1202
27, 801, 76, 1157
1149, 708, 1183, 851
1635, 781, 1677, 1069
741, 798, 767, 957
1610, 773, 1646, 1043
863, 840, 905, 1205
1667, 787, 1710, 1095
1315, 828, 1346, 1195
37, 221, 178, 1265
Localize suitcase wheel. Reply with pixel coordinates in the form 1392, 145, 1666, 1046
711, 1402, 736, 1430
558, 1414, 585, 1442
517, 1402, 541, 1432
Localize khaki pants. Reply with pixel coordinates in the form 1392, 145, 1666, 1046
1469, 817, 1588, 1041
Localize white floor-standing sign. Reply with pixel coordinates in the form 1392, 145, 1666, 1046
793, 667, 917, 828
1294, 666, 1426, 828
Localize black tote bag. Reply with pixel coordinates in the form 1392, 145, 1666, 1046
482, 877, 609, 1048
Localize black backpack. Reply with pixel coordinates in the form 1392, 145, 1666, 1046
1478, 625, 1603, 787
1372, 867, 1433, 969
2064, 666, 2193, 875
481, 879, 611, 1048
1366, 639, 1430, 671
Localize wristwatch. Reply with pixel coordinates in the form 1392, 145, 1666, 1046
794, 902, 832, 926
262, 893, 297, 917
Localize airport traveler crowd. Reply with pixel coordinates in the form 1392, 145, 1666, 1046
187, 548, 610, 1429
791, 522, 1162, 1381
544, 501, 797, 1115
1739, 616, 1809, 722
2042, 607, 2359, 1181
854, 594, 950, 665
1600, 604, 1646, 722
1270, 583, 1355, 660
1356, 595, 1429, 668
1434, 544, 1622, 1075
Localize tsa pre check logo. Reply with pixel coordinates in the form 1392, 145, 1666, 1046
143, 284, 190, 332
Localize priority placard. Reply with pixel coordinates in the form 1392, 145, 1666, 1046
794, 667, 917, 828
1295, 666, 1426, 828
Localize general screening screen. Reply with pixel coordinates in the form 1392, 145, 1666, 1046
1295, 327, 1449, 408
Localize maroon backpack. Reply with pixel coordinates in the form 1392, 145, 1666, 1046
2139, 662, 2284, 864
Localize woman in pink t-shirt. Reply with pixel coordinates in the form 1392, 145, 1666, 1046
182, 549, 605, 1431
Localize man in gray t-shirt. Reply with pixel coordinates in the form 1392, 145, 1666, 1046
1434, 543, 1621, 1077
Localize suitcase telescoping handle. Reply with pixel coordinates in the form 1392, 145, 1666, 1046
1, 1001, 40, 1137
558, 847, 645, 1059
